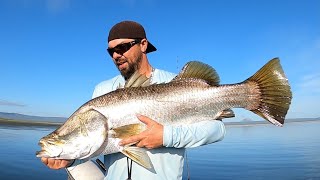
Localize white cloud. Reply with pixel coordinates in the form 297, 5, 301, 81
287, 96, 320, 118
0, 99, 26, 107
296, 73, 320, 95
118, 0, 156, 8
46, 0, 70, 14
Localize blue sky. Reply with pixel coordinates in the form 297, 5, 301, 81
0, 0, 319, 121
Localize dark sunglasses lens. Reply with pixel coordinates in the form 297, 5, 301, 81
108, 40, 139, 57
107, 49, 114, 57
114, 44, 129, 55
108, 44, 129, 57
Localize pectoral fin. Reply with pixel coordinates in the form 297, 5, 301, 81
121, 146, 152, 169
112, 123, 146, 139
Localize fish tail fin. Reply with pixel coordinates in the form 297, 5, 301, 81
245, 58, 292, 126
121, 146, 152, 169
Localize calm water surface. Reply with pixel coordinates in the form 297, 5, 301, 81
0, 121, 319, 180
186, 121, 320, 180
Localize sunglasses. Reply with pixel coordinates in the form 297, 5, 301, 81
107, 39, 141, 57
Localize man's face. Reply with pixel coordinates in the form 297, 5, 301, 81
108, 38, 143, 80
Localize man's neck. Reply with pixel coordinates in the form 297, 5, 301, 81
138, 58, 153, 78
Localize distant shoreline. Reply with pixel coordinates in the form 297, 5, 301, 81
1, 117, 319, 128
0, 118, 62, 127
225, 119, 320, 126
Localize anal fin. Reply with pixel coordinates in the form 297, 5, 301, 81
121, 146, 152, 169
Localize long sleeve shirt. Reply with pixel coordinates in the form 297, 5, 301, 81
91, 68, 226, 180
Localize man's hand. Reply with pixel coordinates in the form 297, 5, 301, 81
119, 114, 164, 149
41, 157, 74, 169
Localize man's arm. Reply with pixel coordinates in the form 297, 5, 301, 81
120, 115, 226, 149
119, 114, 164, 149
163, 120, 225, 148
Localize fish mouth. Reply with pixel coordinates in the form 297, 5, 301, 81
36, 140, 51, 158
36, 138, 63, 158
38, 138, 53, 149
36, 150, 49, 158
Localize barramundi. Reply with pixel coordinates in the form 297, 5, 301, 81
36, 58, 292, 169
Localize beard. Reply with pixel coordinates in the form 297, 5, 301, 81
118, 54, 142, 80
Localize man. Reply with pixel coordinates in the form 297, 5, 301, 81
41, 20, 226, 179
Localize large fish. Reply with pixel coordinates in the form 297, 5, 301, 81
36, 58, 292, 169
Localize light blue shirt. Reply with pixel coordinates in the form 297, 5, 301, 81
91, 69, 226, 180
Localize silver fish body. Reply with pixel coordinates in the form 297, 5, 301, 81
36, 58, 292, 168
87, 79, 258, 128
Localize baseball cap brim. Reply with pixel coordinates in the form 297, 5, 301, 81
146, 41, 156, 53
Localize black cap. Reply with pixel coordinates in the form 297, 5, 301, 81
108, 21, 157, 53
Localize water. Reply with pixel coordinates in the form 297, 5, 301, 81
0, 121, 319, 180
185, 121, 320, 180
0, 125, 65, 180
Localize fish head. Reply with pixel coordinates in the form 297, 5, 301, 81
36, 134, 64, 158
36, 109, 109, 160
36, 129, 92, 159
36, 129, 94, 159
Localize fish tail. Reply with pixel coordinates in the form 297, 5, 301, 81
245, 58, 292, 126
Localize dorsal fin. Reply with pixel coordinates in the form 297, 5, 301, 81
124, 71, 151, 88
173, 61, 220, 85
